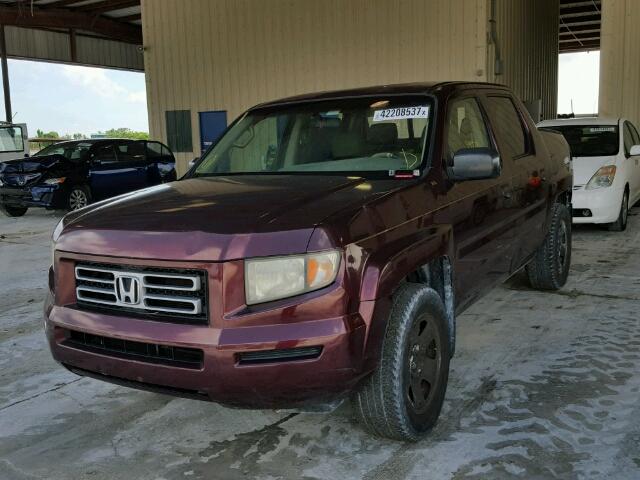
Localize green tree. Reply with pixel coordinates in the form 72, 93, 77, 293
36, 129, 60, 139
104, 128, 149, 140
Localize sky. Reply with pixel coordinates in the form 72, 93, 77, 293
0, 52, 599, 138
557, 51, 600, 115
1, 59, 148, 137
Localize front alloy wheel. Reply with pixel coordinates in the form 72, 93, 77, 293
68, 187, 90, 211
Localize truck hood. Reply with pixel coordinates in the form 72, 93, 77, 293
56, 175, 397, 261
572, 155, 617, 186
0, 154, 65, 174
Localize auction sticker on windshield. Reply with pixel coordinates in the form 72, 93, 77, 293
373, 106, 430, 122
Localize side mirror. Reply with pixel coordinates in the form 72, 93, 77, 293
24, 153, 30, 158
450, 148, 501, 181
630, 145, 640, 156
188, 157, 199, 169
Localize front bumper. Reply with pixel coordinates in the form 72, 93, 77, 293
571, 186, 624, 224
45, 253, 376, 408
0, 184, 66, 209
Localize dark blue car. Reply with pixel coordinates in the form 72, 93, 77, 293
0, 139, 176, 217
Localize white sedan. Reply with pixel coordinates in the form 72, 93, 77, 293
538, 117, 640, 231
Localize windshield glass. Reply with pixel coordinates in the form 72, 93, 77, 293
194, 97, 433, 177
0, 126, 24, 153
35, 142, 92, 161
547, 125, 619, 157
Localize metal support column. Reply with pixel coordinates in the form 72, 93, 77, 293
0, 24, 11, 122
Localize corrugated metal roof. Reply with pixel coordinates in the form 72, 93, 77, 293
559, 0, 601, 53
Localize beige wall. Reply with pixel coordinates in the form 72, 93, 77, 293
599, 0, 640, 127
141, 0, 559, 173
487, 0, 559, 120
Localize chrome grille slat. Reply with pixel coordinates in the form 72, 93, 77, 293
75, 264, 205, 319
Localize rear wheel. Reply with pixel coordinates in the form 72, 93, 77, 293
608, 190, 628, 232
526, 202, 571, 290
351, 283, 450, 441
68, 185, 91, 211
1, 204, 28, 217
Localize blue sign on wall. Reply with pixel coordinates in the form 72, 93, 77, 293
198, 111, 227, 154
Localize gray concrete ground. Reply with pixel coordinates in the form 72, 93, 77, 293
1, 208, 640, 480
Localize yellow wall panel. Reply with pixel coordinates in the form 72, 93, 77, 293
599, 0, 640, 127
141, 0, 559, 173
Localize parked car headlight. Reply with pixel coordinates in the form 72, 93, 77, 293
586, 165, 616, 189
44, 177, 66, 185
245, 250, 341, 305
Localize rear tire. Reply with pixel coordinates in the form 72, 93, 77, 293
68, 185, 91, 211
351, 283, 450, 442
608, 190, 628, 232
526, 202, 571, 290
1, 204, 28, 217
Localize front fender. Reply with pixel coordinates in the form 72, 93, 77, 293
357, 224, 455, 301
350, 224, 456, 371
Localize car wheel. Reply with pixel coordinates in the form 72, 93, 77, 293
351, 283, 450, 442
608, 190, 629, 232
526, 202, 572, 290
68, 186, 91, 211
0, 204, 28, 217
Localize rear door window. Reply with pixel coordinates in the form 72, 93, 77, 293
629, 122, 640, 146
91, 144, 117, 164
146, 141, 174, 163
115, 141, 146, 163
484, 96, 529, 159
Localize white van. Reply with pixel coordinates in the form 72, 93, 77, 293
0, 123, 28, 162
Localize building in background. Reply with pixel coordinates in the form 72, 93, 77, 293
140, 0, 559, 173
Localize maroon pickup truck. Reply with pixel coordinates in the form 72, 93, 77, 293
46, 82, 572, 441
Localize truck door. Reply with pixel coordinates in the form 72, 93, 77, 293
113, 140, 148, 192
481, 94, 547, 270
436, 96, 515, 308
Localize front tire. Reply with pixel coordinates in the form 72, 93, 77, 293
68, 185, 91, 211
526, 202, 571, 290
1, 204, 28, 217
352, 283, 450, 442
608, 190, 628, 232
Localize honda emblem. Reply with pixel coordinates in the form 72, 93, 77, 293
115, 276, 140, 305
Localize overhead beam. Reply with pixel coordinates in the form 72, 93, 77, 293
42, 0, 89, 7
77, 0, 139, 14
115, 13, 141, 22
0, 5, 142, 44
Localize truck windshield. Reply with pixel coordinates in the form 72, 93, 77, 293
548, 125, 619, 157
0, 126, 24, 153
193, 97, 433, 177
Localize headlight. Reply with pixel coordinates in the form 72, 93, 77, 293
44, 177, 66, 185
245, 250, 341, 305
586, 165, 616, 189
51, 218, 65, 268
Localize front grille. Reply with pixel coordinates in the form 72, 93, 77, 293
75, 262, 208, 324
62, 329, 204, 369
0, 173, 41, 187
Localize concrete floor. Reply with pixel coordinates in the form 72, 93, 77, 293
1, 208, 640, 480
